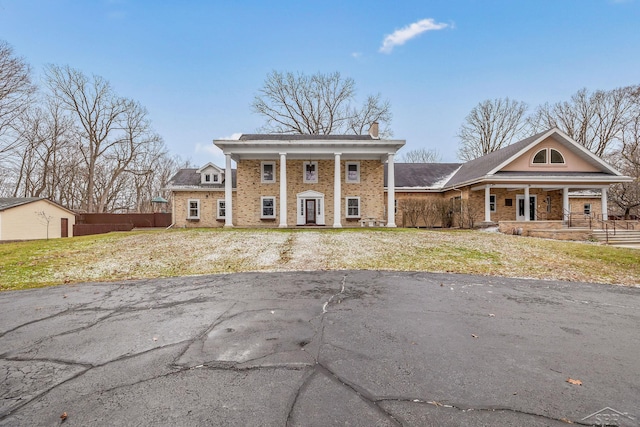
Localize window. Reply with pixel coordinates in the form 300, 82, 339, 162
204, 174, 211, 182
546, 196, 552, 213
584, 203, 592, 215
505, 198, 513, 207
394, 199, 398, 214
345, 197, 360, 218
533, 148, 566, 165
489, 195, 496, 212
533, 149, 547, 164
303, 161, 318, 183
217, 199, 225, 219
261, 196, 276, 218
550, 149, 565, 164
345, 162, 360, 183
187, 199, 200, 219
212, 174, 219, 182
261, 162, 276, 183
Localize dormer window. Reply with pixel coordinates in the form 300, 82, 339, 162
532, 148, 565, 165
198, 163, 224, 184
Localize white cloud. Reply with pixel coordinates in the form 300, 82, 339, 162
218, 133, 242, 140
351, 52, 363, 59
379, 18, 449, 54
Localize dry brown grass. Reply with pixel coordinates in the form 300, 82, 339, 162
1, 228, 639, 291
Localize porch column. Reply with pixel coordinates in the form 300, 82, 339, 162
333, 153, 342, 227
224, 153, 233, 227
601, 187, 608, 221
484, 186, 491, 222
279, 153, 287, 228
387, 153, 397, 227
524, 186, 530, 221
563, 187, 569, 223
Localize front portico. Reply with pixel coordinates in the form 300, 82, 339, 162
214, 134, 405, 228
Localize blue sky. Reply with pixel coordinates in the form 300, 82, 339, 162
1, 0, 639, 163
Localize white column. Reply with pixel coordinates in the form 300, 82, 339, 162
333, 153, 342, 228
563, 187, 569, 223
601, 187, 608, 221
224, 153, 233, 227
279, 153, 287, 228
524, 186, 530, 221
484, 186, 491, 222
387, 153, 397, 227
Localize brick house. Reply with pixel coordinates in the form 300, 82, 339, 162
167, 125, 405, 227
168, 127, 630, 229
387, 128, 631, 227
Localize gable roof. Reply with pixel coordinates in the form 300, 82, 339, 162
0, 197, 75, 214
385, 163, 462, 189
444, 128, 625, 188
167, 168, 237, 189
196, 162, 224, 173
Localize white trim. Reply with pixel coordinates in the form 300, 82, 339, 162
303, 161, 318, 184
261, 161, 276, 184
216, 199, 226, 219
279, 153, 287, 227
225, 153, 233, 227
345, 196, 361, 218
490, 194, 496, 213
261, 196, 276, 219
345, 161, 360, 183
297, 191, 325, 226
333, 153, 342, 227
187, 199, 200, 219
516, 194, 537, 221
489, 128, 624, 177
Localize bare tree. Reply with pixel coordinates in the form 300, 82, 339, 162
0, 40, 35, 158
457, 98, 528, 161
252, 71, 392, 136
11, 99, 77, 200
609, 106, 640, 219
399, 148, 441, 163
35, 210, 54, 239
529, 86, 638, 156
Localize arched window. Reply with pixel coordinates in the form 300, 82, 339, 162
550, 149, 565, 164
533, 149, 547, 164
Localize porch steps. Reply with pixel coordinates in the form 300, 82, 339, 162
591, 229, 640, 245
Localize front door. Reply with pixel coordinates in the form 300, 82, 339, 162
305, 199, 316, 224
516, 195, 536, 221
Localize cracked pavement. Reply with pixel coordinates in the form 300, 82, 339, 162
0, 271, 638, 426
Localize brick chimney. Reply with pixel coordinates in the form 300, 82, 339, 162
368, 121, 379, 139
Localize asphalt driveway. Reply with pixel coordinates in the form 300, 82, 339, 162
0, 271, 638, 426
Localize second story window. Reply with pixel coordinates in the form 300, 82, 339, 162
303, 161, 318, 183
261, 161, 276, 183
345, 162, 360, 183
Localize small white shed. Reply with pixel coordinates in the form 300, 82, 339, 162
0, 198, 76, 241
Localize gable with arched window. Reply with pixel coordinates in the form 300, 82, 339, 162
532, 148, 565, 165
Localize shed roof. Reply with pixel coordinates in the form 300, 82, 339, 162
385, 163, 462, 188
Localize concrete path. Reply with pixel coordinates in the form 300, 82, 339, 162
0, 271, 638, 426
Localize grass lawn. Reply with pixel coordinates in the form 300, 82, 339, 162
1, 228, 639, 291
